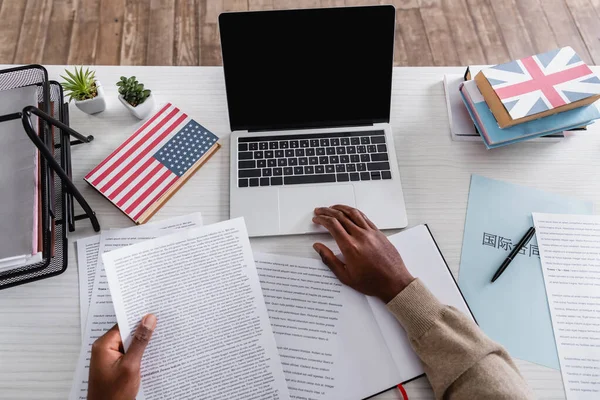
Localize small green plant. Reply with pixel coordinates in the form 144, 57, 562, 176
117, 76, 151, 107
61, 67, 98, 102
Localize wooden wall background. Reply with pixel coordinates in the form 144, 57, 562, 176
0, 0, 599, 67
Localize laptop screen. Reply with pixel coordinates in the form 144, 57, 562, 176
219, 6, 395, 132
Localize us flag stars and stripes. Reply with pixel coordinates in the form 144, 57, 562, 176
84, 103, 219, 223
154, 121, 218, 177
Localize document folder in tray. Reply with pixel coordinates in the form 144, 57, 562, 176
0, 65, 100, 290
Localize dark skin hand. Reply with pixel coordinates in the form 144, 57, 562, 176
88, 314, 157, 400
312, 205, 415, 303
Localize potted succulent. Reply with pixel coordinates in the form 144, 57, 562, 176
117, 76, 155, 119
61, 67, 106, 114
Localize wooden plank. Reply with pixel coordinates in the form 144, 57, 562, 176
464, 0, 510, 64
120, 0, 150, 65
275, 0, 320, 8
249, 0, 273, 10
439, 0, 485, 66
42, 0, 76, 65
590, 0, 600, 62
204, 0, 222, 23
395, 0, 419, 8
67, 0, 100, 64
566, 0, 600, 64
223, 0, 249, 12
96, 0, 126, 65
396, 7, 434, 66
489, 0, 535, 60
384, 0, 411, 66
0, 1, 27, 63
14, 0, 53, 64
344, 0, 380, 5
320, 0, 344, 6
539, 0, 593, 64
391, 7, 409, 66
174, 0, 198, 65
419, 0, 460, 65
146, 0, 175, 65
514, 0, 558, 54
199, 0, 248, 66
199, 0, 222, 66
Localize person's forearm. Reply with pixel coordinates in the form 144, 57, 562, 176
387, 279, 534, 400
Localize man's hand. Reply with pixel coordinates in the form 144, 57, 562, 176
313, 205, 414, 303
88, 314, 157, 400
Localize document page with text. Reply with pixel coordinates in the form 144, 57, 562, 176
76, 235, 100, 338
534, 213, 600, 399
254, 252, 400, 400
103, 218, 290, 400
70, 213, 203, 400
75, 213, 203, 337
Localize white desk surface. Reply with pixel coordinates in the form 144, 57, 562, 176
2, 65, 598, 400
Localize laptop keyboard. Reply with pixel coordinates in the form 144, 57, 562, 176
237, 130, 391, 187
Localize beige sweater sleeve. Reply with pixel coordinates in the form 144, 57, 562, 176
386, 279, 535, 400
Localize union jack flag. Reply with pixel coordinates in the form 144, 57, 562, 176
481, 46, 600, 120
85, 103, 219, 223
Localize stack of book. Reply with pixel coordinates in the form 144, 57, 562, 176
459, 46, 600, 148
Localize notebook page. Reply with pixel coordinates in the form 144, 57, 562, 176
254, 252, 400, 400
533, 213, 600, 399
366, 225, 474, 381
103, 218, 290, 400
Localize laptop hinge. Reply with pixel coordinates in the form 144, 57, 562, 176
246, 121, 383, 133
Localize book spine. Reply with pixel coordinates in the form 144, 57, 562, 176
474, 72, 512, 128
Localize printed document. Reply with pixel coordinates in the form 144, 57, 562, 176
70, 214, 203, 400
75, 213, 203, 337
459, 175, 592, 369
103, 218, 290, 399
75, 235, 100, 337
533, 213, 600, 400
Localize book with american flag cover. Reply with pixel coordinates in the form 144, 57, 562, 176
84, 103, 220, 224
474, 46, 600, 128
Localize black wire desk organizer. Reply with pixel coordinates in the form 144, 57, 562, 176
0, 65, 100, 290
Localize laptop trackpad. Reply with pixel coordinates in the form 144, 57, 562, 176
278, 185, 356, 234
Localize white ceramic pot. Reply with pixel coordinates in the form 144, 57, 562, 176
74, 81, 106, 114
118, 93, 156, 120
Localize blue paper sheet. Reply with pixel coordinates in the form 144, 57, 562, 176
458, 175, 593, 370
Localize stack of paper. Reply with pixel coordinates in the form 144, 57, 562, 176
458, 175, 593, 370
73, 215, 474, 399
70, 213, 204, 399
0, 85, 41, 272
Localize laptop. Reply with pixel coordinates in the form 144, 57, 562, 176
219, 6, 408, 237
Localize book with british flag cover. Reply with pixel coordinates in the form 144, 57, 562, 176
476, 47, 600, 127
